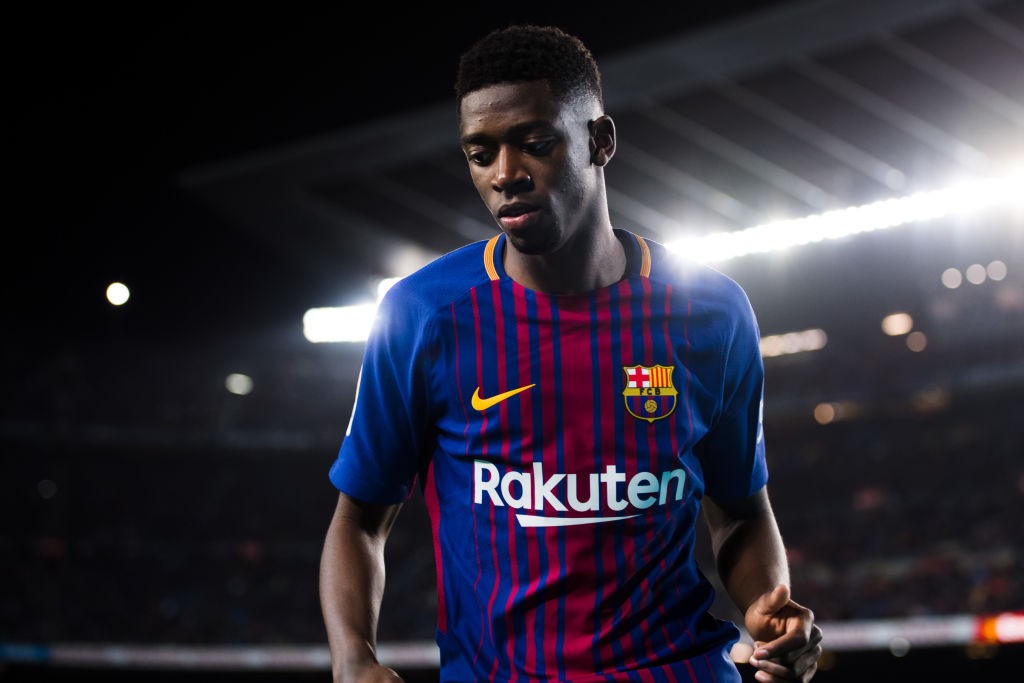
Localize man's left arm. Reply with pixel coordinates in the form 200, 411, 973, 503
703, 486, 823, 682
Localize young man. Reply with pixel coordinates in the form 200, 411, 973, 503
320, 24, 822, 683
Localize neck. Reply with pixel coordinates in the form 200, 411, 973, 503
503, 226, 627, 294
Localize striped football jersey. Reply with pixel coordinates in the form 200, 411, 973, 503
330, 229, 767, 682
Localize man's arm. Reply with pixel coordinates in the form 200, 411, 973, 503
703, 486, 822, 682
319, 491, 406, 682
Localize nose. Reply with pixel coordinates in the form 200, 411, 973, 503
491, 146, 532, 194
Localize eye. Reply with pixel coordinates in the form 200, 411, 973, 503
465, 148, 494, 166
522, 139, 555, 156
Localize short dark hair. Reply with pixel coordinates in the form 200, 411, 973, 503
455, 25, 603, 106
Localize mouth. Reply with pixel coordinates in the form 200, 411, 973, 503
497, 202, 541, 230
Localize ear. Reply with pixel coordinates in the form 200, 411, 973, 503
589, 115, 616, 167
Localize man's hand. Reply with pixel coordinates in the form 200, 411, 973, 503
744, 584, 823, 682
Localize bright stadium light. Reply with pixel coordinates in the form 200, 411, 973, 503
667, 166, 1024, 263
303, 304, 379, 343
106, 282, 130, 306
760, 328, 828, 357
377, 277, 401, 300
987, 260, 1007, 281
881, 312, 914, 336
941, 267, 963, 289
224, 373, 254, 396
303, 277, 404, 343
965, 263, 987, 285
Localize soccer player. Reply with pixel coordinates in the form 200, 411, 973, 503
320, 24, 823, 683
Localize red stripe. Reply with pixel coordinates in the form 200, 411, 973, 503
555, 291, 601, 676
703, 652, 719, 683
660, 286, 683, 679
581, 285, 614, 673
537, 285, 570, 677
536, 289, 563, 675
612, 279, 645, 673
635, 276, 668, 676
514, 282, 544, 676
491, 280, 522, 682
422, 457, 444, 632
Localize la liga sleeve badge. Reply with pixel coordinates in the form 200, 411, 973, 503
622, 364, 678, 423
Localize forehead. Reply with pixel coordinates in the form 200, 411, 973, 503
458, 80, 566, 139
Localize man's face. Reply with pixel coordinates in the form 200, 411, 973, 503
459, 80, 600, 256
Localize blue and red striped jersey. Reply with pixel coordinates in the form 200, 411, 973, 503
330, 229, 768, 682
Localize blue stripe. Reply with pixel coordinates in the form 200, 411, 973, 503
500, 281, 530, 677
625, 276, 651, 663
587, 292, 603, 676
479, 284, 510, 675
607, 282, 631, 678
526, 288, 551, 680
649, 283, 681, 666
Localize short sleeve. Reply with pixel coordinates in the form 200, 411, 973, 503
328, 285, 436, 504
698, 282, 768, 501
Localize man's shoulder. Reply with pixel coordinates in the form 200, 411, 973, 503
641, 234, 760, 348
643, 235, 750, 306
385, 237, 495, 312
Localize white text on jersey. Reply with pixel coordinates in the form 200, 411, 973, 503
474, 461, 686, 527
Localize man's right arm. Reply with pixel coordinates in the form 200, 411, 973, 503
319, 491, 406, 682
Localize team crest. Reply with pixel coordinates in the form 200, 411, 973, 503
622, 365, 678, 423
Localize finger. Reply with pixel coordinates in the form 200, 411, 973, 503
750, 656, 815, 682
751, 657, 794, 682
756, 621, 823, 668
752, 659, 819, 683
754, 630, 809, 664
750, 638, 822, 681
749, 648, 791, 675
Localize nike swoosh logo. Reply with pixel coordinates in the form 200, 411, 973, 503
471, 384, 536, 411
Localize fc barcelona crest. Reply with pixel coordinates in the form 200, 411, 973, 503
622, 365, 678, 423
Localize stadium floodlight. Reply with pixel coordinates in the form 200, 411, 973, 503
303, 304, 379, 343
106, 282, 130, 306
667, 166, 1023, 263
306, 168, 1022, 343
759, 328, 828, 357
303, 276, 402, 343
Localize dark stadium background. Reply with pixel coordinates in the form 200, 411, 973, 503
4, 0, 1023, 681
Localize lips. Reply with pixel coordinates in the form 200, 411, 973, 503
497, 202, 538, 218
497, 202, 541, 230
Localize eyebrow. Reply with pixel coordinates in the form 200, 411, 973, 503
460, 119, 556, 146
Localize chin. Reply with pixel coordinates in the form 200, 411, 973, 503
504, 224, 563, 256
